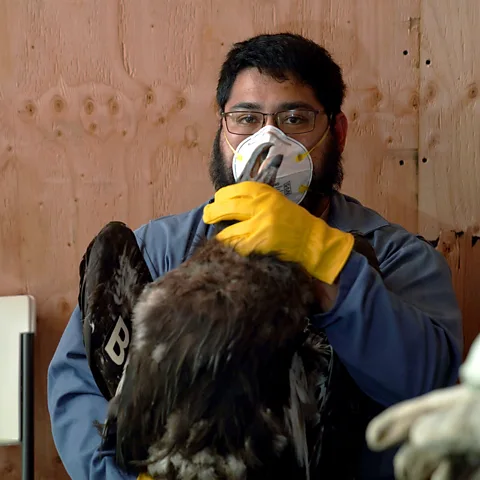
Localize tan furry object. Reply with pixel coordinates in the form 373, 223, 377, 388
366, 334, 480, 480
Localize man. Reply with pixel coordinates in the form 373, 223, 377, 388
47, 33, 463, 479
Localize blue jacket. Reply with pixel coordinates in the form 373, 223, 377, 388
47, 192, 463, 479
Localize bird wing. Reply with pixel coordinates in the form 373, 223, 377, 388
284, 352, 312, 480
78, 221, 153, 401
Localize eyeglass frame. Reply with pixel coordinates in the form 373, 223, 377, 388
220, 108, 332, 136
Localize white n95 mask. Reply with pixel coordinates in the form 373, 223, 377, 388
225, 125, 328, 205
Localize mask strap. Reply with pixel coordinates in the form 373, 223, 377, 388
223, 131, 244, 162
296, 126, 329, 163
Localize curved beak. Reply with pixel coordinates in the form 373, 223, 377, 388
237, 143, 284, 186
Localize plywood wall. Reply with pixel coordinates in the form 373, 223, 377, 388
418, 0, 480, 354
0, 1, 478, 478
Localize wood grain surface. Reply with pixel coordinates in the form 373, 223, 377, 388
0, 1, 477, 478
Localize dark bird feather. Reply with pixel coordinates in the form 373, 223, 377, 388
79, 222, 153, 401
79, 147, 384, 479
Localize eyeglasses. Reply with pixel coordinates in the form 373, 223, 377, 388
221, 109, 326, 135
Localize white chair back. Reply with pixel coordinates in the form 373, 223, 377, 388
0, 295, 36, 446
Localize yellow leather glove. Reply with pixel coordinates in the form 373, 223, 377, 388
137, 474, 153, 480
203, 182, 354, 285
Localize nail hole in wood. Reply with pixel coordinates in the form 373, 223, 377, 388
399, 160, 405, 166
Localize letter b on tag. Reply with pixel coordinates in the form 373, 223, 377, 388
105, 316, 130, 366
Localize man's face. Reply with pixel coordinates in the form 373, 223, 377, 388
209, 67, 346, 212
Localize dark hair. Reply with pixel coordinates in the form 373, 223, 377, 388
216, 33, 346, 117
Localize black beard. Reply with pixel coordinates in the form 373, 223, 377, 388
209, 127, 236, 191
208, 127, 344, 213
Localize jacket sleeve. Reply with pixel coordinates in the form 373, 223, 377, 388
47, 305, 137, 480
313, 225, 464, 408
